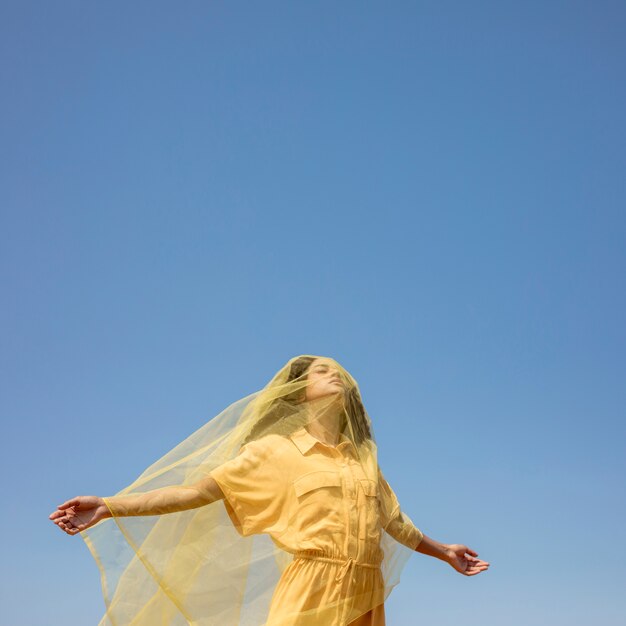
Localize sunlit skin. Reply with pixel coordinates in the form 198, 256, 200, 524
49, 356, 490, 577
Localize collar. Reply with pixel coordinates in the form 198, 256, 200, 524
289, 427, 354, 456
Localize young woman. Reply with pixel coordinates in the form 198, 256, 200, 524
50, 355, 489, 625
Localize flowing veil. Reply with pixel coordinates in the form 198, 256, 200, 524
80, 355, 418, 625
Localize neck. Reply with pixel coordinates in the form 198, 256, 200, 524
305, 396, 343, 446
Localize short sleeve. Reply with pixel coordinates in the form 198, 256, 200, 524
378, 467, 424, 550
210, 436, 288, 537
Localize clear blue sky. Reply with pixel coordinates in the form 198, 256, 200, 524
1, 2, 625, 624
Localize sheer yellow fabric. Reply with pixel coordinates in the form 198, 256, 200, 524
81, 355, 422, 625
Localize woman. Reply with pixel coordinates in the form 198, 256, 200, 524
50, 355, 489, 625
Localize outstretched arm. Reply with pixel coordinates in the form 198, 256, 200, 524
49, 475, 224, 536
377, 469, 490, 577
103, 476, 224, 517
415, 534, 490, 576
384, 510, 490, 576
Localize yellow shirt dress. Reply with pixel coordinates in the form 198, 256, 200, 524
210, 427, 423, 626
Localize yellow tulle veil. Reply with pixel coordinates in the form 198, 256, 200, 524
80, 355, 419, 625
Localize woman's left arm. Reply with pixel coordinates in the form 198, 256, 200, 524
416, 535, 490, 576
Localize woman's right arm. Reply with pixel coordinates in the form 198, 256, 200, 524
105, 476, 224, 517
49, 475, 224, 536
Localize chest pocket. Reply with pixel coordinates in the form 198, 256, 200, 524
358, 478, 381, 541
292, 470, 343, 534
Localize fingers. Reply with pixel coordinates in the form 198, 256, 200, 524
53, 516, 82, 535
50, 497, 89, 535
465, 569, 485, 576
467, 566, 489, 575
463, 559, 490, 576
49, 506, 83, 536
50, 507, 75, 522
466, 556, 489, 566
52, 517, 72, 534
450, 549, 490, 576
57, 498, 81, 510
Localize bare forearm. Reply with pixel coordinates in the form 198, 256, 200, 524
104, 477, 223, 517
415, 533, 452, 562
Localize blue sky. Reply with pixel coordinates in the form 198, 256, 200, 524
1, 2, 625, 624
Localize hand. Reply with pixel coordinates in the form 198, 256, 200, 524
445, 544, 490, 576
49, 496, 110, 536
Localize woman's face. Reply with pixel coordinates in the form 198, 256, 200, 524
304, 358, 345, 402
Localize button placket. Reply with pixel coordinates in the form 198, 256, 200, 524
341, 453, 360, 560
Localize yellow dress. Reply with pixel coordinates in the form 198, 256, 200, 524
210, 427, 423, 626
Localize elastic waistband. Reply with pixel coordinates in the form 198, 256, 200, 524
293, 551, 380, 568
293, 550, 381, 582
